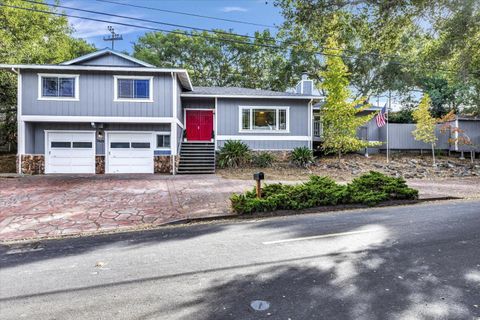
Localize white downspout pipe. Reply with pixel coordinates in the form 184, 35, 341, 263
11, 68, 23, 174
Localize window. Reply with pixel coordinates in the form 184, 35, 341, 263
114, 76, 153, 101
38, 74, 79, 100
240, 107, 289, 132
72, 142, 93, 148
51, 141, 71, 148
110, 142, 130, 148
131, 142, 150, 149
156, 134, 171, 149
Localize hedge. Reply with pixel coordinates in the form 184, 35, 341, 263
230, 171, 419, 214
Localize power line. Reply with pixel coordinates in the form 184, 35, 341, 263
21, 0, 254, 40
96, 0, 278, 29
2, 3, 477, 77
24, 0, 475, 77
0, 3, 338, 57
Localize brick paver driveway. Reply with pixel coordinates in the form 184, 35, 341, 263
0, 175, 250, 241
1, 175, 478, 242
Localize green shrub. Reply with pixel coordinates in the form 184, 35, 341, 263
344, 171, 419, 206
252, 152, 275, 168
230, 171, 419, 214
217, 140, 251, 168
290, 147, 315, 167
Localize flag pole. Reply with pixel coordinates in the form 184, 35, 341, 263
387, 90, 391, 163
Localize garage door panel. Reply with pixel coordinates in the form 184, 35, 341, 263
106, 132, 154, 174
109, 157, 153, 166
46, 132, 95, 174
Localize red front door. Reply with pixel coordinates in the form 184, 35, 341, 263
186, 110, 214, 141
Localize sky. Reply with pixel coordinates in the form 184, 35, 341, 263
50, 0, 402, 107
57, 0, 284, 53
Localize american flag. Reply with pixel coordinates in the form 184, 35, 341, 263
376, 105, 387, 127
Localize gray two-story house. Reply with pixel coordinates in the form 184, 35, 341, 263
1, 48, 321, 175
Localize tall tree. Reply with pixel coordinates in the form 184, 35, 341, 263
275, 0, 479, 115
0, 0, 95, 150
133, 30, 294, 91
320, 31, 377, 159
412, 94, 438, 166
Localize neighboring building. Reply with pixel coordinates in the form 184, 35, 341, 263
0, 48, 320, 175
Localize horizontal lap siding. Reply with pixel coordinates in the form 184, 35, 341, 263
217, 140, 308, 150
26, 122, 170, 155
216, 98, 310, 150
22, 70, 172, 117
217, 98, 309, 136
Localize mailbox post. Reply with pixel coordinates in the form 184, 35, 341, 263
253, 172, 264, 198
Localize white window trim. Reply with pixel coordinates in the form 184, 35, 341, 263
37, 73, 80, 101
238, 106, 290, 133
155, 132, 171, 150
113, 75, 154, 102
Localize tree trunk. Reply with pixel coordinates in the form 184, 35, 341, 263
338, 151, 341, 160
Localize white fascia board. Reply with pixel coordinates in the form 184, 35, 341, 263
0, 64, 193, 91
0, 64, 186, 73
217, 135, 310, 141
21, 115, 177, 124
181, 94, 321, 100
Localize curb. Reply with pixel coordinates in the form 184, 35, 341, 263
164, 196, 461, 226
0, 196, 461, 245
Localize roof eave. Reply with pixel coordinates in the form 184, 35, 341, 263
0, 64, 193, 90
181, 93, 322, 99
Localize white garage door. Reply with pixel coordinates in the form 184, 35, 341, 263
106, 132, 154, 174
46, 131, 96, 174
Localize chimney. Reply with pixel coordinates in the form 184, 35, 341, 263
296, 72, 314, 95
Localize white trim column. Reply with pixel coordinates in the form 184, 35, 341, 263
171, 122, 177, 175
214, 97, 218, 150
16, 70, 24, 174
308, 99, 313, 149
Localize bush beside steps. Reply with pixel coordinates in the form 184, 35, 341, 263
230, 171, 419, 214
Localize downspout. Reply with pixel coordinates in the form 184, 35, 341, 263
308, 99, 313, 150
11, 68, 22, 174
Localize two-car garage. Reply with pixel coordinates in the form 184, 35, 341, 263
45, 131, 155, 174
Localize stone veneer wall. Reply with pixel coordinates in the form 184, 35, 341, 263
96, 156, 105, 174
18, 154, 45, 174
154, 155, 173, 174
18, 155, 176, 175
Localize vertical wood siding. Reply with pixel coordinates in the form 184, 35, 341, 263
26, 122, 170, 155
77, 55, 142, 67
22, 70, 173, 117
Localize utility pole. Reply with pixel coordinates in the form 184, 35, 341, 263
103, 26, 123, 50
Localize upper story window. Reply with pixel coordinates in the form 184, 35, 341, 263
114, 76, 153, 102
38, 74, 79, 101
240, 106, 289, 132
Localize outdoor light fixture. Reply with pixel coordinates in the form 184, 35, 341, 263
97, 130, 104, 141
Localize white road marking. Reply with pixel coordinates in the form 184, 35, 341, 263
263, 228, 382, 245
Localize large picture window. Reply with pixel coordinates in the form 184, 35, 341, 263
114, 76, 153, 102
240, 107, 289, 132
38, 74, 79, 100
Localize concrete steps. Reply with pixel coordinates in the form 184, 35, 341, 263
177, 142, 215, 174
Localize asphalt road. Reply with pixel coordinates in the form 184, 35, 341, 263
1, 200, 480, 320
